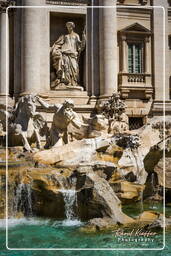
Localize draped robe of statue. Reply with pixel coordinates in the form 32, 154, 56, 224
51, 31, 85, 88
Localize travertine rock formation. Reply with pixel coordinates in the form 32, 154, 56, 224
76, 169, 134, 224
154, 158, 171, 189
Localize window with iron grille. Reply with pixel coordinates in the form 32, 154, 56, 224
129, 117, 144, 130
128, 43, 143, 73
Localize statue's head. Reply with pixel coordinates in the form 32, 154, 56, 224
66, 21, 75, 33
112, 92, 120, 100
63, 99, 74, 110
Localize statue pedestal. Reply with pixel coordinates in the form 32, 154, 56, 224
39, 88, 89, 105
52, 85, 84, 92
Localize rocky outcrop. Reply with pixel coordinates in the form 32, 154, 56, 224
80, 217, 118, 232
76, 168, 134, 224
110, 180, 144, 201
33, 137, 113, 166
154, 157, 171, 189
118, 148, 147, 185
146, 215, 171, 230
0, 150, 133, 223
33, 118, 168, 186
137, 211, 160, 223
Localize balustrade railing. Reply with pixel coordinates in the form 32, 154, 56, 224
127, 74, 145, 83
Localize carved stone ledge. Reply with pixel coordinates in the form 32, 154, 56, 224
0, 0, 15, 13
119, 86, 153, 100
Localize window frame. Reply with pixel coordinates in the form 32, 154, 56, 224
127, 41, 144, 74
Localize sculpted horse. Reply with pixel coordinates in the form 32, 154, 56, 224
8, 95, 48, 152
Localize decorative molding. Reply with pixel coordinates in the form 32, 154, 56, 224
46, 0, 89, 6
0, 0, 15, 13
118, 23, 151, 40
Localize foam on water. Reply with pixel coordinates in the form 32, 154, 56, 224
0, 217, 83, 230
62, 219, 82, 227
0, 218, 51, 229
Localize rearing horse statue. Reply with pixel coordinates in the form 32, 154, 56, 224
8, 95, 48, 152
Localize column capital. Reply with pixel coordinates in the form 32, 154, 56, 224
144, 36, 150, 43
121, 34, 127, 41
0, 0, 15, 13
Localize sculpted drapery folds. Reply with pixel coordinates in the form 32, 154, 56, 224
51, 21, 86, 89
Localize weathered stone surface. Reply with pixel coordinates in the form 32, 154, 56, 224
146, 215, 171, 230
118, 148, 147, 185
110, 180, 145, 201
33, 137, 113, 165
27, 167, 76, 219
154, 157, 171, 188
33, 121, 164, 185
117, 117, 171, 185
137, 211, 159, 223
76, 170, 134, 224
80, 217, 118, 232
0, 157, 75, 219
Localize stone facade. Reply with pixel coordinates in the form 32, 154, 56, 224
0, 0, 171, 130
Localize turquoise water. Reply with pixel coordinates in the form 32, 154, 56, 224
0, 218, 171, 256
123, 202, 171, 218
0, 203, 170, 256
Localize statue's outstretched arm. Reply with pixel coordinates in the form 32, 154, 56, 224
36, 97, 55, 110
51, 35, 64, 52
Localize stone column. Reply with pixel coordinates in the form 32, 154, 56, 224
13, 1, 22, 98
0, 0, 12, 105
164, 2, 170, 101
21, 0, 49, 95
122, 36, 127, 73
87, 0, 100, 101
153, 1, 169, 101
99, 0, 117, 97
145, 38, 150, 74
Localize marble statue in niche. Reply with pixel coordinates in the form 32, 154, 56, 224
51, 21, 86, 90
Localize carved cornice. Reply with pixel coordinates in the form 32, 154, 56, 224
0, 0, 15, 13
